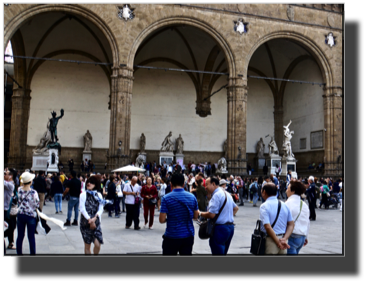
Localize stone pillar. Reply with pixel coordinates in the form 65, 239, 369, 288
8, 87, 31, 169
108, 66, 134, 170
226, 77, 248, 175
274, 105, 284, 152
323, 86, 343, 177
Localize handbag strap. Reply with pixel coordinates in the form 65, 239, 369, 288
294, 200, 303, 223
271, 200, 281, 228
214, 189, 228, 221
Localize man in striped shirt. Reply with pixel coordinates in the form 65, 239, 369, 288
159, 174, 199, 255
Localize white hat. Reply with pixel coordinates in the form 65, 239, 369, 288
219, 179, 229, 186
308, 176, 315, 182
20, 172, 35, 184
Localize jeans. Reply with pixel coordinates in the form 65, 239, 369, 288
4, 211, 16, 245
238, 188, 244, 204
54, 194, 63, 212
253, 193, 259, 206
16, 213, 37, 255
209, 224, 234, 255
120, 196, 126, 211
287, 235, 306, 255
109, 198, 120, 216
67, 196, 79, 221
162, 235, 194, 255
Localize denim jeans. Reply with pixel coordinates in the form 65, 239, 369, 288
209, 224, 234, 255
109, 198, 120, 216
253, 193, 259, 206
16, 213, 37, 255
287, 235, 306, 254
54, 194, 63, 212
67, 196, 79, 221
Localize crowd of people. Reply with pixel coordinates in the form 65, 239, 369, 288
3, 162, 343, 255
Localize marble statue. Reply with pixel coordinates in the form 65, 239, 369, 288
83, 130, 92, 152
33, 120, 52, 154
283, 120, 295, 158
49, 109, 64, 144
268, 136, 279, 156
140, 133, 146, 153
223, 139, 228, 158
217, 157, 227, 173
135, 154, 146, 168
256, 138, 265, 158
161, 131, 174, 152
175, 134, 184, 154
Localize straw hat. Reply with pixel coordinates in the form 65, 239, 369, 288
20, 172, 35, 184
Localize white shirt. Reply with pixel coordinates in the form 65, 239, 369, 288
159, 183, 167, 197
285, 194, 310, 237
116, 183, 123, 197
123, 182, 141, 204
79, 192, 104, 220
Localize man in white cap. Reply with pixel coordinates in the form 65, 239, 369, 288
306, 176, 316, 221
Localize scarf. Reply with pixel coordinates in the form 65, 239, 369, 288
86, 190, 112, 205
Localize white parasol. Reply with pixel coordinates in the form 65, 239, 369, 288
111, 165, 145, 173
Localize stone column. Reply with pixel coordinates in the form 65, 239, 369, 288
108, 66, 134, 170
8, 87, 31, 169
323, 86, 343, 177
227, 77, 248, 175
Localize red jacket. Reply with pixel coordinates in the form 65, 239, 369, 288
141, 184, 158, 200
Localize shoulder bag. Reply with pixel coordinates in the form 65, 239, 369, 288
130, 185, 141, 204
250, 200, 281, 255
198, 191, 228, 240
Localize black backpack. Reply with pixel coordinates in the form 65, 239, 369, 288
257, 184, 262, 196
250, 183, 257, 194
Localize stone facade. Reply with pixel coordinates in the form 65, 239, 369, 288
4, 4, 343, 176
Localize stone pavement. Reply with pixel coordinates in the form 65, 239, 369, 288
5, 196, 342, 255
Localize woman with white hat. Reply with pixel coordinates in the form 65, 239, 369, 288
16, 171, 39, 255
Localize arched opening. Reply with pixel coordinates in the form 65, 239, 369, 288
246, 37, 327, 172
6, 10, 115, 169
131, 24, 232, 162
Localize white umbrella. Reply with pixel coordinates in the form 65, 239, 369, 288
112, 165, 145, 172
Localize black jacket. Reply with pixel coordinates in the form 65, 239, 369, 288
50, 179, 64, 197
33, 175, 47, 193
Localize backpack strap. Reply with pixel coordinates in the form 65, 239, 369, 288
294, 200, 303, 223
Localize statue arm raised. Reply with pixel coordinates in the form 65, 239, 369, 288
56, 109, 64, 120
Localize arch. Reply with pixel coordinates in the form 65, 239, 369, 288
128, 16, 236, 77
244, 31, 333, 88
134, 57, 200, 99
4, 4, 119, 66
26, 49, 112, 89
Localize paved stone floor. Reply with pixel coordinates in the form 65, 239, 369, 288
5, 197, 343, 255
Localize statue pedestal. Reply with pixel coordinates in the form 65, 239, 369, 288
159, 152, 174, 166
175, 153, 184, 166
31, 152, 49, 172
82, 151, 92, 162
254, 157, 266, 170
47, 149, 59, 172
266, 155, 282, 175
281, 156, 298, 178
